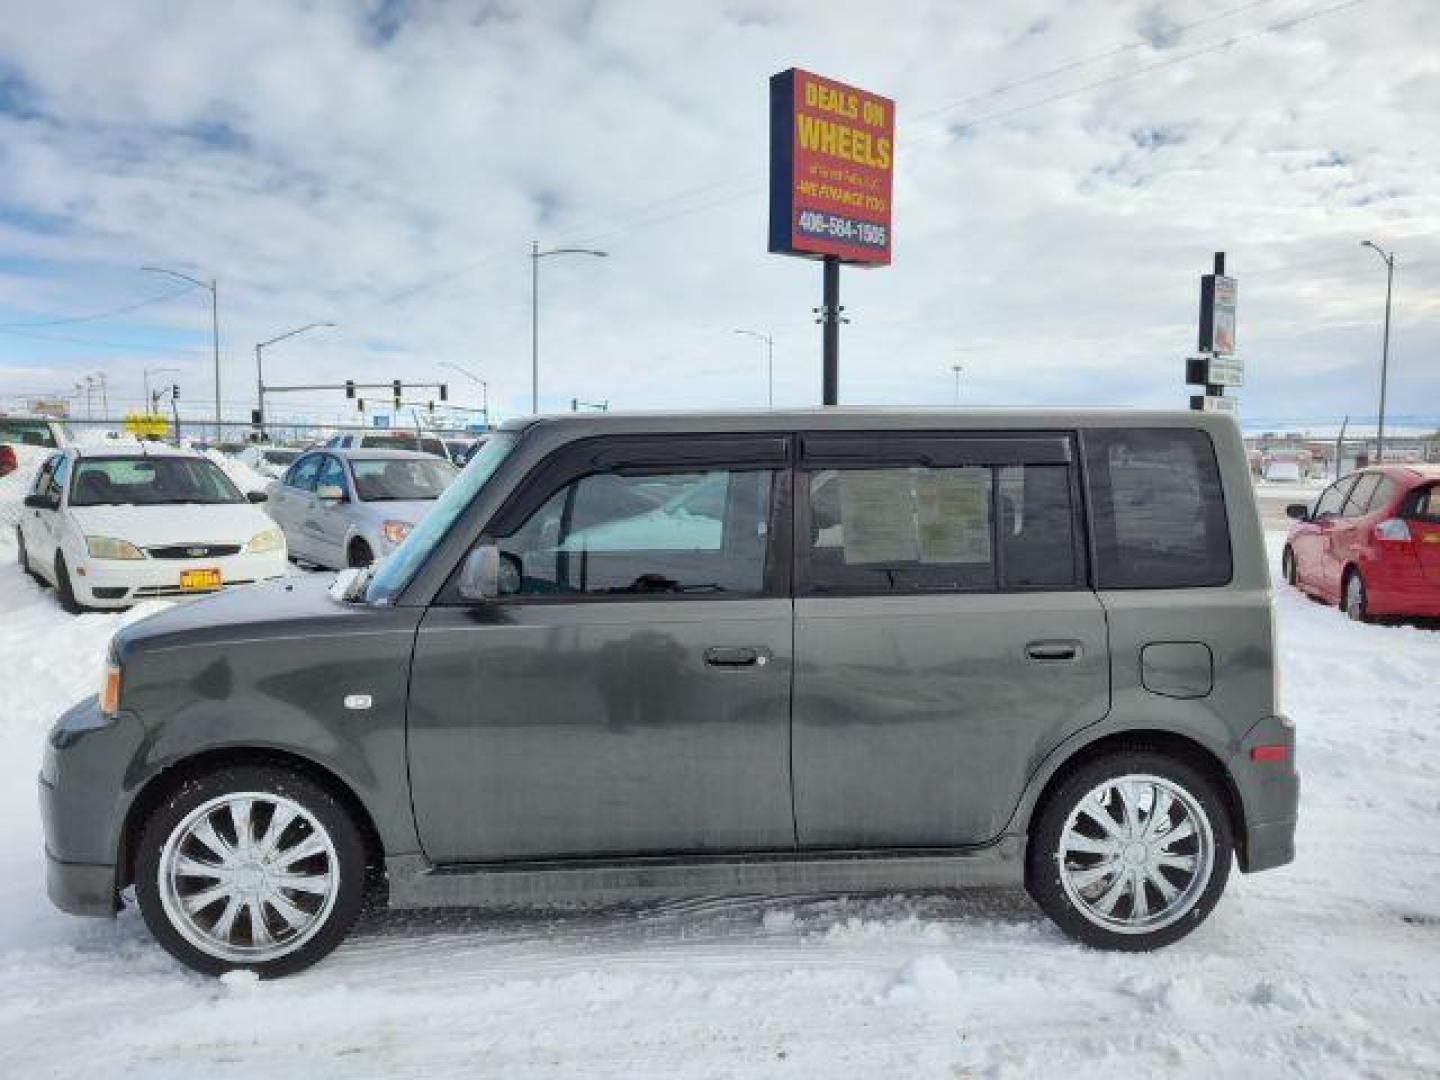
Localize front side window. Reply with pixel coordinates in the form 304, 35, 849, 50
1313, 477, 1354, 519
1366, 477, 1399, 515
496, 469, 773, 597
69, 457, 244, 507
1084, 429, 1231, 589
31, 456, 58, 498
1403, 483, 1439, 522
48, 455, 71, 501
1342, 473, 1381, 517
287, 454, 322, 491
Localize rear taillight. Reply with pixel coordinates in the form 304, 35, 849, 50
1375, 519, 1412, 541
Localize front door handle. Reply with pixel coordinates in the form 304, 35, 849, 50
705, 646, 771, 668
1025, 640, 1082, 662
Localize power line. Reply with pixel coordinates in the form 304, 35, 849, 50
0, 324, 207, 354
0, 282, 199, 329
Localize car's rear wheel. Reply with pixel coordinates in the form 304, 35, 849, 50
1281, 546, 1297, 587
53, 552, 82, 614
1026, 750, 1232, 951
347, 539, 374, 568
134, 764, 368, 978
1344, 570, 1369, 623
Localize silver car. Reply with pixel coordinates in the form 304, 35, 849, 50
264, 447, 457, 568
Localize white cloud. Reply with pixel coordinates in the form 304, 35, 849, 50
0, 0, 1434, 429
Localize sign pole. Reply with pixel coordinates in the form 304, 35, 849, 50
822, 256, 840, 406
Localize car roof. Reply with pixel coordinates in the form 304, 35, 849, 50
327, 447, 444, 461
68, 444, 207, 460
497, 407, 1242, 439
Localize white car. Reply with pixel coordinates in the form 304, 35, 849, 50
14, 445, 287, 612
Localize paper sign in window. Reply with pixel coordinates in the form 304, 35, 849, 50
917, 469, 991, 563
837, 470, 919, 564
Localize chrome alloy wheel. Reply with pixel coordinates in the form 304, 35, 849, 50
158, 792, 340, 964
1057, 774, 1215, 935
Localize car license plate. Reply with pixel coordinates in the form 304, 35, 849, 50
179, 568, 222, 591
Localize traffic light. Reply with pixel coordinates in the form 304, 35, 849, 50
357, 398, 366, 413
427, 401, 434, 414
172, 384, 180, 399
250, 409, 262, 426
392, 379, 402, 401
439, 383, 448, 402
345, 380, 356, 399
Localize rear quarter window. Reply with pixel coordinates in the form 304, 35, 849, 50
1083, 428, 1232, 589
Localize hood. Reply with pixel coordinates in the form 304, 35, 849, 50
68, 502, 275, 549
113, 573, 418, 656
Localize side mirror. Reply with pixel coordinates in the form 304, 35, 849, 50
457, 541, 500, 601
23, 493, 53, 510
246, 490, 269, 504
316, 484, 345, 503
1285, 503, 1309, 521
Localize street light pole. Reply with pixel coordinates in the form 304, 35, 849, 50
1360, 240, 1395, 464
254, 322, 336, 440
733, 329, 774, 407
439, 361, 491, 428
141, 266, 220, 439
529, 241, 608, 415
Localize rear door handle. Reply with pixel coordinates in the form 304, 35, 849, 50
1025, 640, 1082, 662
705, 646, 771, 668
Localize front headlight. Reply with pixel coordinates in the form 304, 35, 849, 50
85, 536, 145, 560
382, 519, 413, 546
246, 527, 285, 554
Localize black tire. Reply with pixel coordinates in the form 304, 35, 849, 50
53, 552, 82, 614
347, 539, 374, 568
1026, 749, 1233, 952
134, 764, 368, 978
16, 528, 45, 586
1343, 569, 1369, 623
1281, 546, 1297, 587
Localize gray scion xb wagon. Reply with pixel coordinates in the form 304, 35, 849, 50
40, 410, 1298, 976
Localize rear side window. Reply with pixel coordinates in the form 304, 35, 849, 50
1404, 484, 1440, 522
1084, 429, 1231, 589
286, 454, 322, 491
801, 461, 1080, 594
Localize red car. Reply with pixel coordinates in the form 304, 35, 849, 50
1282, 464, 1440, 621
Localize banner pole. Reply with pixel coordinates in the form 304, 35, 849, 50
822, 256, 840, 406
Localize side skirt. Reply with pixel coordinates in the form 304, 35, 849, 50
386, 839, 1026, 909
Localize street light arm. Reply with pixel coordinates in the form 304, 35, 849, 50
1360, 239, 1393, 266
140, 265, 213, 292
257, 322, 336, 350
439, 361, 488, 389
535, 248, 609, 259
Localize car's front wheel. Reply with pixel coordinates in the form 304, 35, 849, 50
1026, 750, 1233, 951
134, 764, 368, 977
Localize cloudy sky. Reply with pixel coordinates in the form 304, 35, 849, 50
0, 0, 1435, 431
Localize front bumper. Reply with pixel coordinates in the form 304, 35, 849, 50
38, 697, 143, 918
72, 549, 287, 607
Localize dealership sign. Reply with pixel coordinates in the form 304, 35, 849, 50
1199, 273, 1237, 355
769, 68, 894, 266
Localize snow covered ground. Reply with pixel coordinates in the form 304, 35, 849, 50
0, 459, 1437, 1076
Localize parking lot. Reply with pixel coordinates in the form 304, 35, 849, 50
1, 455, 1437, 1076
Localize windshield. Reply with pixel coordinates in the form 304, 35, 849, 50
69, 456, 246, 506
263, 449, 299, 465
351, 457, 457, 501
0, 419, 59, 448
361, 434, 446, 456
366, 432, 517, 604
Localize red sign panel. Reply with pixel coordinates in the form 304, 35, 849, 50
769, 68, 895, 266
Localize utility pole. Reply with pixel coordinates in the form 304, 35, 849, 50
1360, 240, 1395, 463
530, 241, 608, 415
